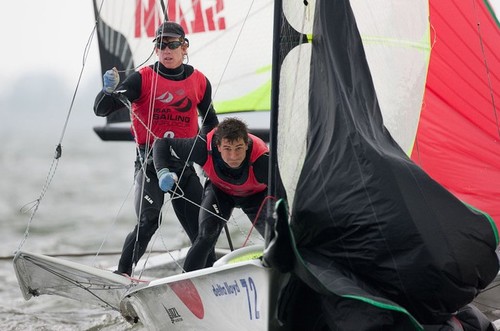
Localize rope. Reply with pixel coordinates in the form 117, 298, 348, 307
472, 0, 500, 138
15, 11, 100, 254
242, 195, 276, 247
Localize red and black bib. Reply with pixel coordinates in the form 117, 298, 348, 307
202, 130, 268, 197
132, 66, 207, 145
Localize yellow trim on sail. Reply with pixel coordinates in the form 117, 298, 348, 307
214, 79, 271, 114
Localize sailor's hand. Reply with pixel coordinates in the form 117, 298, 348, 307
158, 168, 178, 192
102, 67, 119, 94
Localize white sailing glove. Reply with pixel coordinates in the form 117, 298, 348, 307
102, 67, 119, 94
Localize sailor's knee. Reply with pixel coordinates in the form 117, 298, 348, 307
138, 209, 161, 237
198, 230, 221, 245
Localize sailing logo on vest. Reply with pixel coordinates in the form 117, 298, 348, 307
155, 92, 174, 104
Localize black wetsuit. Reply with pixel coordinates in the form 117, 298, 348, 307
153, 133, 268, 272
94, 63, 218, 276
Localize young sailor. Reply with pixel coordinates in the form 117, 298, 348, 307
153, 117, 268, 271
93, 21, 218, 276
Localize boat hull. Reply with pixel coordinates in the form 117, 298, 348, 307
121, 259, 288, 330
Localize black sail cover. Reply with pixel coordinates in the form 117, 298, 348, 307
265, 0, 500, 330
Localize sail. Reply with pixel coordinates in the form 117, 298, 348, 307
13, 251, 134, 310
266, 0, 499, 329
412, 1, 500, 226
93, 0, 273, 140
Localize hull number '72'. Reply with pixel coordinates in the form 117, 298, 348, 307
240, 277, 260, 320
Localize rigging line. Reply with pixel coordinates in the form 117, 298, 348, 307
167, 180, 259, 248
209, 0, 258, 105
188, 0, 269, 60
26, 258, 129, 310
16, 149, 61, 251
137, 1, 220, 205
168, 186, 265, 247
163, 0, 260, 175
242, 195, 276, 247
132, 59, 187, 267
165, 189, 263, 252
150, 7, 206, 194
116, 15, 189, 266
92, 94, 137, 263
116, 48, 156, 74
16, 11, 101, 254
89, 3, 142, 263
92, 182, 135, 266
153, 133, 261, 249
95, 0, 155, 74
136, 205, 186, 278
116, 0, 162, 73
168, 186, 227, 224
134, 210, 162, 279
128, 62, 170, 269
132, 169, 176, 278
123, 63, 162, 268
472, 0, 500, 138
412, 21, 436, 166
1, 250, 170, 261
227, 213, 264, 246
96, 0, 158, 265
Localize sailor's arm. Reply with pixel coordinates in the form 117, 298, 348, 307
153, 136, 208, 172
253, 153, 269, 184
153, 136, 208, 192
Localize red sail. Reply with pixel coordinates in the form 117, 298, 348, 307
412, 1, 500, 225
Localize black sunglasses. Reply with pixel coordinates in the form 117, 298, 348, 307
156, 41, 183, 50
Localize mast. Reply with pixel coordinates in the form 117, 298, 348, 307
265, 0, 284, 243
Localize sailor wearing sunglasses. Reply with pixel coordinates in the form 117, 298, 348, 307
94, 21, 218, 277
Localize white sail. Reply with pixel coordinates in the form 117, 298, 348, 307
351, 1, 430, 154
95, 0, 273, 124
13, 251, 133, 310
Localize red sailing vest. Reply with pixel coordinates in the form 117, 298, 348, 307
202, 130, 268, 197
131, 66, 207, 145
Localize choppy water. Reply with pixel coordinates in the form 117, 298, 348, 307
0, 111, 143, 330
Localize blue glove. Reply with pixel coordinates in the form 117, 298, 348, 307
157, 168, 178, 192
102, 67, 119, 94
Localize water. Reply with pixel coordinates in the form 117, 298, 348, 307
0, 108, 143, 330
0, 94, 184, 330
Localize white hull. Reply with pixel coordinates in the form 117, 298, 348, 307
121, 259, 287, 330
13, 245, 288, 330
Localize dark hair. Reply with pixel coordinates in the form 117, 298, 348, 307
213, 118, 249, 146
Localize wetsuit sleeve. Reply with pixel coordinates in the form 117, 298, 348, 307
252, 153, 269, 184
153, 135, 209, 173
198, 78, 219, 135
93, 71, 142, 117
